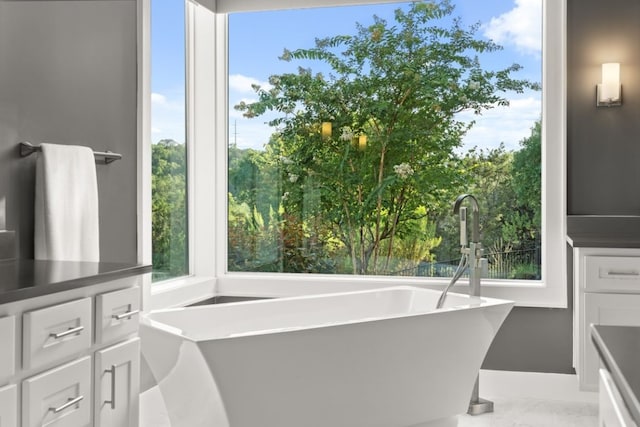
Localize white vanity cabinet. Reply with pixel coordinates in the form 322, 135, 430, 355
0, 272, 145, 427
573, 248, 640, 391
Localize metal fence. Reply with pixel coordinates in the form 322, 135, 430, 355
394, 246, 541, 280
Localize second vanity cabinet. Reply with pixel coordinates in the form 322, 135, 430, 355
573, 247, 640, 391
0, 268, 146, 427
599, 368, 637, 427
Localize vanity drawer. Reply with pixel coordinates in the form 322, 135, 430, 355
23, 298, 92, 370
95, 287, 140, 344
585, 256, 640, 292
0, 316, 15, 385
0, 383, 17, 427
22, 356, 91, 427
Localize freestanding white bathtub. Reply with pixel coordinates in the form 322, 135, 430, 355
140, 286, 513, 427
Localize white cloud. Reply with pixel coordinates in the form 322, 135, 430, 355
229, 74, 271, 94
151, 92, 167, 106
151, 91, 186, 143
483, 0, 541, 56
457, 95, 541, 151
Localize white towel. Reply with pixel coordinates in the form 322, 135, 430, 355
34, 143, 100, 262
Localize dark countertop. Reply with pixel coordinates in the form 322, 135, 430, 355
0, 259, 151, 305
567, 215, 640, 248
591, 325, 640, 425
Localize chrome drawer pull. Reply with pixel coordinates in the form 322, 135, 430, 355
113, 309, 140, 321
50, 395, 84, 413
105, 365, 117, 409
50, 325, 84, 339
606, 270, 640, 277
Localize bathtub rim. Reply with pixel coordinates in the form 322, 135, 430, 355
140, 285, 514, 342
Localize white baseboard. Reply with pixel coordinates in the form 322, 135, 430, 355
478, 370, 598, 403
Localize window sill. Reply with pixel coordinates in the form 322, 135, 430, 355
216, 272, 567, 308
144, 275, 216, 310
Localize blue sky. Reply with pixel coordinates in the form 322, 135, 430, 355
151, 0, 542, 152
150, 0, 186, 143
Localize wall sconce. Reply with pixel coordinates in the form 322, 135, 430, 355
321, 122, 332, 139
597, 62, 622, 107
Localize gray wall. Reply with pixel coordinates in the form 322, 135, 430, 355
0, 0, 138, 262
484, 0, 640, 374
567, 0, 640, 215
482, 245, 574, 373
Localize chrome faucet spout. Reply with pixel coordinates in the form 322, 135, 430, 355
453, 194, 480, 243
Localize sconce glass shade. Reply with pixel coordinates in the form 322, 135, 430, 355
597, 62, 622, 107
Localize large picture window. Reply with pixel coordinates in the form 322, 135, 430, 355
228, 0, 543, 281
140, 0, 566, 309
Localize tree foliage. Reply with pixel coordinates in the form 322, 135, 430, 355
235, 0, 538, 274
152, 139, 188, 279
503, 120, 541, 248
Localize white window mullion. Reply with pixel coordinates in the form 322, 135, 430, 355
190, 0, 217, 280
214, 13, 230, 279
138, 0, 153, 311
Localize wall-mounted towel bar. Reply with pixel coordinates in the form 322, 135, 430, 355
19, 141, 123, 164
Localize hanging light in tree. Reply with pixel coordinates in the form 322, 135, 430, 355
321, 122, 332, 139
358, 134, 367, 151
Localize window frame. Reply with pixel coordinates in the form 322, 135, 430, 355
140, 0, 217, 310
139, 0, 567, 309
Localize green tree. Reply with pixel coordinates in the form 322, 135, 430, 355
503, 120, 541, 249
236, 0, 538, 274
152, 139, 188, 279
434, 145, 516, 262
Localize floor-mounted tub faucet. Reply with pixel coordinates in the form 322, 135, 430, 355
437, 194, 492, 416
454, 194, 492, 416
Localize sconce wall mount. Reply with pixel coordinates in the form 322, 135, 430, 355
597, 62, 622, 107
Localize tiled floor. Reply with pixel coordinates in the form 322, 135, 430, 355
140, 387, 171, 427
141, 387, 599, 427
457, 397, 598, 427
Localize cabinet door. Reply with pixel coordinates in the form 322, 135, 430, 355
0, 384, 17, 427
94, 338, 140, 427
583, 294, 640, 390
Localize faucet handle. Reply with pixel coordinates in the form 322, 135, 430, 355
459, 207, 468, 247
